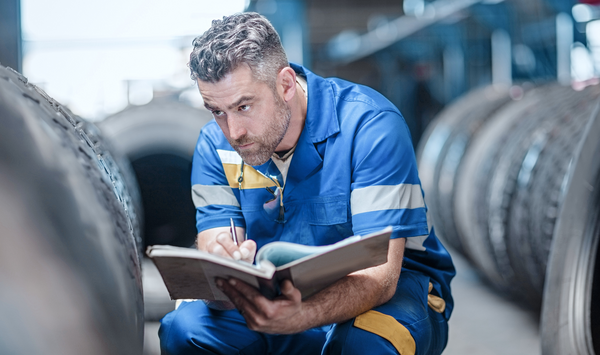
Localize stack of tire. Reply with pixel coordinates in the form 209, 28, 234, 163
0, 64, 143, 354
417, 82, 600, 353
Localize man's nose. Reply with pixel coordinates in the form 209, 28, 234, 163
227, 116, 247, 140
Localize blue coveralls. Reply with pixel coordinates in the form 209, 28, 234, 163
159, 64, 455, 355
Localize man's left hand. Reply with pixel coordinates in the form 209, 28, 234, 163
216, 277, 305, 334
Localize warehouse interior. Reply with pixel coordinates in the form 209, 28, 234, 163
1, 0, 599, 354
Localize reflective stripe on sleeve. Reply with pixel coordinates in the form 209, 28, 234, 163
217, 149, 242, 165
192, 184, 240, 208
406, 235, 427, 251
350, 184, 425, 215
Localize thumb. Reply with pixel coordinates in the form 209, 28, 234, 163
239, 239, 257, 263
280, 280, 300, 301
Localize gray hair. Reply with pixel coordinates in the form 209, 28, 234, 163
189, 12, 288, 89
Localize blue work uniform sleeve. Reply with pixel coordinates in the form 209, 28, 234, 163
350, 110, 429, 241
191, 124, 245, 233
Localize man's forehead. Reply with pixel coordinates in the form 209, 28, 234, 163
200, 63, 255, 86
197, 66, 271, 108
198, 83, 255, 105
198, 90, 259, 113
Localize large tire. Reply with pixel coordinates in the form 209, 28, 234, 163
541, 96, 600, 354
504, 84, 600, 305
0, 65, 143, 354
453, 84, 554, 297
421, 81, 600, 310
416, 84, 520, 256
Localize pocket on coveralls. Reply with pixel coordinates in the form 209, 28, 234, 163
304, 195, 353, 245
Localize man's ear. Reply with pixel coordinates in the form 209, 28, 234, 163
277, 67, 297, 102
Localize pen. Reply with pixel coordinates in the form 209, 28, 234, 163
230, 218, 238, 246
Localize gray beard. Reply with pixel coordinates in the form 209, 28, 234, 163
230, 93, 291, 166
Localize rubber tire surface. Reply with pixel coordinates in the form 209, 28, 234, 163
453, 84, 553, 296
416, 84, 518, 256
0, 65, 143, 354
541, 95, 600, 355
454, 83, 600, 308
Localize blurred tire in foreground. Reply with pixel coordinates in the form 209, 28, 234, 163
0, 65, 143, 354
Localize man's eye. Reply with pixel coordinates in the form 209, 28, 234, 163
212, 110, 225, 117
239, 105, 250, 111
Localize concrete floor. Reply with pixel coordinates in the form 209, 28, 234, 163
144, 322, 161, 355
443, 252, 540, 355
142, 250, 542, 354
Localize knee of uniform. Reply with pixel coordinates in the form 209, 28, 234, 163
322, 319, 400, 355
412, 309, 448, 355
159, 308, 187, 355
159, 304, 202, 355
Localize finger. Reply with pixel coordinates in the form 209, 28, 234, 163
228, 277, 265, 304
239, 239, 257, 263
206, 239, 231, 258
216, 232, 244, 260
227, 277, 283, 318
279, 280, 301, 302
216, 278, 260, 317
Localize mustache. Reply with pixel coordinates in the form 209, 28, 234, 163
230, 136, 253, 147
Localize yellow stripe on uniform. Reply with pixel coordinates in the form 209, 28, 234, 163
353, 310, 416, 355
428, 282, 446, 313
222, 163, 275, 189
217, 149, 275, 189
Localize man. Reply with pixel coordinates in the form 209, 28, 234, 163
159, 12, 455, 355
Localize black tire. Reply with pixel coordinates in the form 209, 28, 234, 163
416, 84, 519, 256
454, 83, 600, 307
541, 96, 600, 354
453, 84, 551, 295
505, 84, 600, 306
0, 65, 143, 354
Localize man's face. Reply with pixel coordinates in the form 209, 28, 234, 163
197, 64, 291, 166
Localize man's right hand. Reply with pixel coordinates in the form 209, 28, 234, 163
196, 226, 257, 310
197, 226, 256, 263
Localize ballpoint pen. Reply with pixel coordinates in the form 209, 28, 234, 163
230, 218, 238, 246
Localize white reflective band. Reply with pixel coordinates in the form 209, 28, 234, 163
351, 184, 425, 215
192, 184, 240, 208
217, 149, 242, 165
406, 235, 427, 251
426, 208, 433, 232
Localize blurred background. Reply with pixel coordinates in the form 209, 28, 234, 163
1, 0, 600, 354
2, 0, 597, 140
